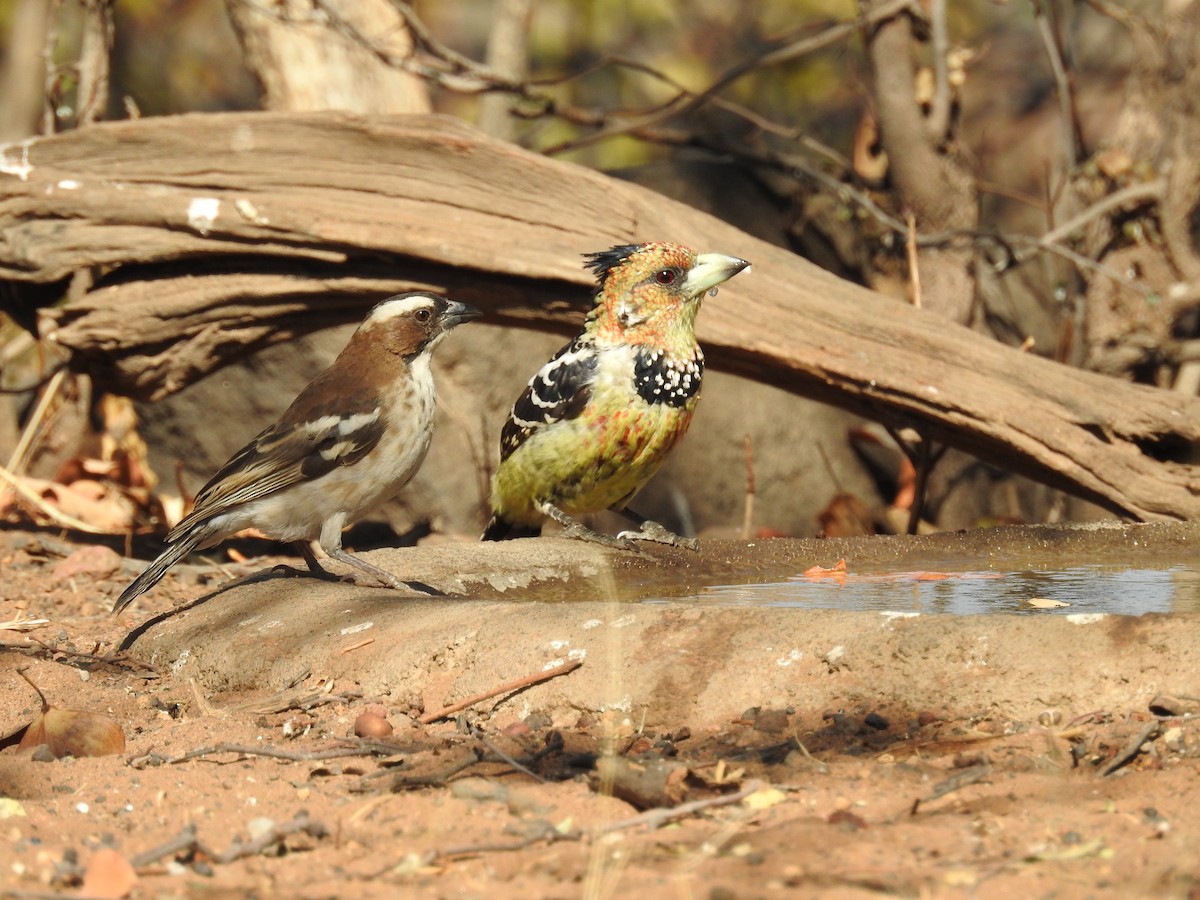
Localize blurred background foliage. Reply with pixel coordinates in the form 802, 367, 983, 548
0, 0, 1075, 173
0, 0, 1194, 536
0, 0, 1135, 251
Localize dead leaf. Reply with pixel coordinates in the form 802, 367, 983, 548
80, 847, 138, 899
852, 108, 887, 184
802, 560, 848, 582
1095, 148, 1132, 180
16, 669, 125, 759
1022, 597, 1071, 610
38, 479, 136, 532
743, 786, 788, 811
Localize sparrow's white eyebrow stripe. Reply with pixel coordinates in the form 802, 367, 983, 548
366, 294, 439, 325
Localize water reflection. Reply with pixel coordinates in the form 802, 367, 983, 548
648, 566, 1200, 615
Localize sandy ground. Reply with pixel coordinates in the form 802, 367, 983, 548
2, 524, 1200, 899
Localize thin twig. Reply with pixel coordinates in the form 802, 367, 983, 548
0, 616, 50, 632
1100, 720, 1160, 776
467, 722, 547, 784
926, 0, 952, 140
905, 210, 922, 308
1035, 178, 1166, 253
129, 824, 203, 869
136, 740, 400, 767
431, 825, 575, 861
597, 778, 765, 833
244, 688, 364, 716
5, 368, 66, 476
1032, 0, 1078, 171
0, 639, 160, 674
214, 811, 328, 864
418, 659, 583, 724
911, 764, 992, 814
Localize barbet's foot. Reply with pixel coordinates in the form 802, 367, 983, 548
617, 519, 700, 551
541, 502, 641, 552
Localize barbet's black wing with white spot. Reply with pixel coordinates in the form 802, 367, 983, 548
166, 404, 385, 541
498, 336, 599, 462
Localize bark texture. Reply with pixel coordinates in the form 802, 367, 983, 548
0, 111, 1197, 520
224, 0, 430, 114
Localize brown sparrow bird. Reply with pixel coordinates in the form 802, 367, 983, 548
114, 292, 481, 613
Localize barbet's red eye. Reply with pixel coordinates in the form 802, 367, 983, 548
655, 269, 677, 285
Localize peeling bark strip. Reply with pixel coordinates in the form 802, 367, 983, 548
0, 111, 1198, 520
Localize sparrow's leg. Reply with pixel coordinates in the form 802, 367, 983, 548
313, 535, 443, 597
540, 502, 641, 552
329, 548, 445, 596
271, 542, 356, 582
612, 507, 700, 551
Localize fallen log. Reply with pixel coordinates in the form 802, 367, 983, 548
0, 111, 1197, 520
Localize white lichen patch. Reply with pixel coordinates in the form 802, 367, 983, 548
187, 197, 221, 235
0, 139, 35, 181
235, 197, 269, 225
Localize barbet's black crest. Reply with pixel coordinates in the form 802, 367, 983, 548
583, 244, 642, 290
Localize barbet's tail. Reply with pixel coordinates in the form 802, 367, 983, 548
481, 515, 540, 542
112, 529, 207, 615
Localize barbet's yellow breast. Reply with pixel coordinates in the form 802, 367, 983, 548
490, 342, 699, 525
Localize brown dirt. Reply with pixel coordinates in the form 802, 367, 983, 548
2, 525, 1200, 898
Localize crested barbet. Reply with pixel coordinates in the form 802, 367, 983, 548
113, 292, 481, 614
481, 241, 750, 548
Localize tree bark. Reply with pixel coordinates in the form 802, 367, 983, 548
865, 2, 977, 323
223, 0, 430, 114
0, 111, 1197, 521
0, 0, 53, 140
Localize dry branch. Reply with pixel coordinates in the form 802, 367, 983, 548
0, 111, 1197, 520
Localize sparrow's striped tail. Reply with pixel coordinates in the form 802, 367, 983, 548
112, 528, 208, 615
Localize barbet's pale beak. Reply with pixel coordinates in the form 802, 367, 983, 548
683, 252, 752, 300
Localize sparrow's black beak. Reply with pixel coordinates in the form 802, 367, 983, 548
441, 300, 484, 328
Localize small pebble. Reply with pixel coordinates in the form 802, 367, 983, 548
1037, 709, 1063, 727
523, 710, 553, 730
864, 712, 889, 731
827, 809, 868, 831
753, 709, 790, 734
626, 736, 654, 755
1162, 726, 1185, 752
246, 817, 276, 840
353, 712, 393, 738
